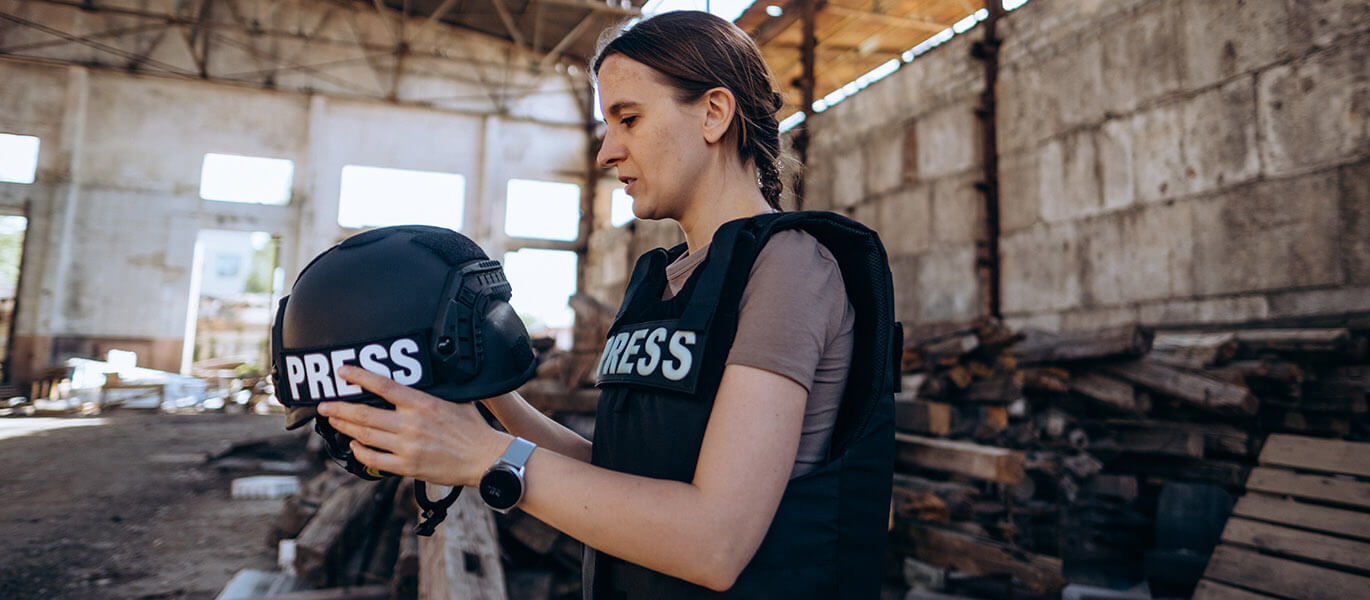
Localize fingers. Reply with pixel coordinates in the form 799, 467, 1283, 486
317, 401, 404, 434
337, 365, 425, 407
348, 440, 409, 476
325, 411, 403, 450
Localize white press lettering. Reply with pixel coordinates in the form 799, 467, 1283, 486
358, 344, 390, 377
616, 329, 648, 375
330, 348, 361, 396
600, 332, 630, 377
304, 353, 337, 398
390, 338, 423, 385
636, 328, 666, 376
661, 331, 697, 381
596, 337, 617, 377
285, 355, 306, 400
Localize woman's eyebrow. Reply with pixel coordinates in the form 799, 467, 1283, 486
606, 101, 641, 118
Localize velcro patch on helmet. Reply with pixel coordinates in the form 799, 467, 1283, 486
279, 332, 434, 405
594, 319, 705, 394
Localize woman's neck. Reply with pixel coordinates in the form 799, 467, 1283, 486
676, 159, 774, 254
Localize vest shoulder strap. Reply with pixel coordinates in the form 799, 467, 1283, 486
744, 211, 901, 456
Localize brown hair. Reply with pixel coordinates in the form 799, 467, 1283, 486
593, 11, 785, 210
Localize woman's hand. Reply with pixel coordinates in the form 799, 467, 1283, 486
316, 365, 510, 487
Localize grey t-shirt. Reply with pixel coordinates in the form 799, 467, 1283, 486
663, 230, 855, 477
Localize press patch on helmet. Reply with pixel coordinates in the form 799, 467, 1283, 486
279, 332, 434, 405
594, 319, 705, 394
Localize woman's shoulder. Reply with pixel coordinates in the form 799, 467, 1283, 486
751, 229, 842, 277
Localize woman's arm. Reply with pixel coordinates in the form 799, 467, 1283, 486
481, 391, 592, 463
318, 361, 806, 592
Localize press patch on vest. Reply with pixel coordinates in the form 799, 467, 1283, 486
280, 332, 433, 405
595, 320, 704, 393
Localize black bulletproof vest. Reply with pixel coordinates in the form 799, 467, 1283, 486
584, 211, 901, 600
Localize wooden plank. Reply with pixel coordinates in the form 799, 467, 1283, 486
1151, 331, 1239, 365
1260, 434, 1370, 478
1204, 544, 1370, 600
1221, 517, 1370, 572
1193, 580, 1280, 600
894, 395, 952, 436
1094, 429, 1204, 457
419, 487, 507, 600
1105, 419, 1252, 456
1102, 359, 1258, 416
964, 374, 1022, 405
294, 480, 382, 588
1246, 467, 1370, 510
1232, 493, 1370, 542
895, 433, 1025, 484
1233, 328, 1360, 356
1070, 371, 1143, 413
1013, 324, 1153, 364
896, 523, 1065, 595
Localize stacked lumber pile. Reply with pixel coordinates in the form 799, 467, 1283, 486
890, 317, 1369, 598
268, 467, 424, 597
1195, 434, 1370, 600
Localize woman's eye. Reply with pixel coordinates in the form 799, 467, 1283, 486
621, 116, 637, 127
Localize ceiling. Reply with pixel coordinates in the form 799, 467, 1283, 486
373, 0, 648, 66
734, 0, 984, 114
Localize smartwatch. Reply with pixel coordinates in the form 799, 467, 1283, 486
479, 436, 536, 513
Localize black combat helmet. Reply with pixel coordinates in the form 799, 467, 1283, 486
269, 225, 537, 533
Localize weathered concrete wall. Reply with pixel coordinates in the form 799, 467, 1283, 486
0, 27, 588, 379
797, 0, 1370, 333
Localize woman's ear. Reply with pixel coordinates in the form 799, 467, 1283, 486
701, 87, 736, 145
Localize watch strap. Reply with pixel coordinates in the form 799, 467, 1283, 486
500, 436, 536, 469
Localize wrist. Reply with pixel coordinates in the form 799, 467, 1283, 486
476, 430, 513, 485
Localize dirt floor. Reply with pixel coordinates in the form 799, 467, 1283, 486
0, 410, 298, 600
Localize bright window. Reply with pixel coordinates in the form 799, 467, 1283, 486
502, 248, 577, 330
338, 165, 465, 230
505, 179, 581, 241
610, 188, 635, 227
199, 153, 294, 205
0, 134, 40, 184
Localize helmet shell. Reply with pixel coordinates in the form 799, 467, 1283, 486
272, 225, 537, 431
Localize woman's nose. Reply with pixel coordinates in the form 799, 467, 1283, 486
597, 131, 625, 168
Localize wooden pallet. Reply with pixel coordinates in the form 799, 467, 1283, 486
1194, 434, 1370, 600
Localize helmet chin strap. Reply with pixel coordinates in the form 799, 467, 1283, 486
413, 481, 463, 536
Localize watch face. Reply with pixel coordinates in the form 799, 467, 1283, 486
479, 468, 522, 511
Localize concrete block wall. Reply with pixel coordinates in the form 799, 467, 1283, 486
799, 0, 1370, 333
0, 15, 589, 380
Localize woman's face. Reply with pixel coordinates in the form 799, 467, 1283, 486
596, 54, 712, 222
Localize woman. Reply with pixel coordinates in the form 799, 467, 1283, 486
318, 11, 896, 598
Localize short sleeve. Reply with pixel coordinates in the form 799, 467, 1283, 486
725, 230, 848, 392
